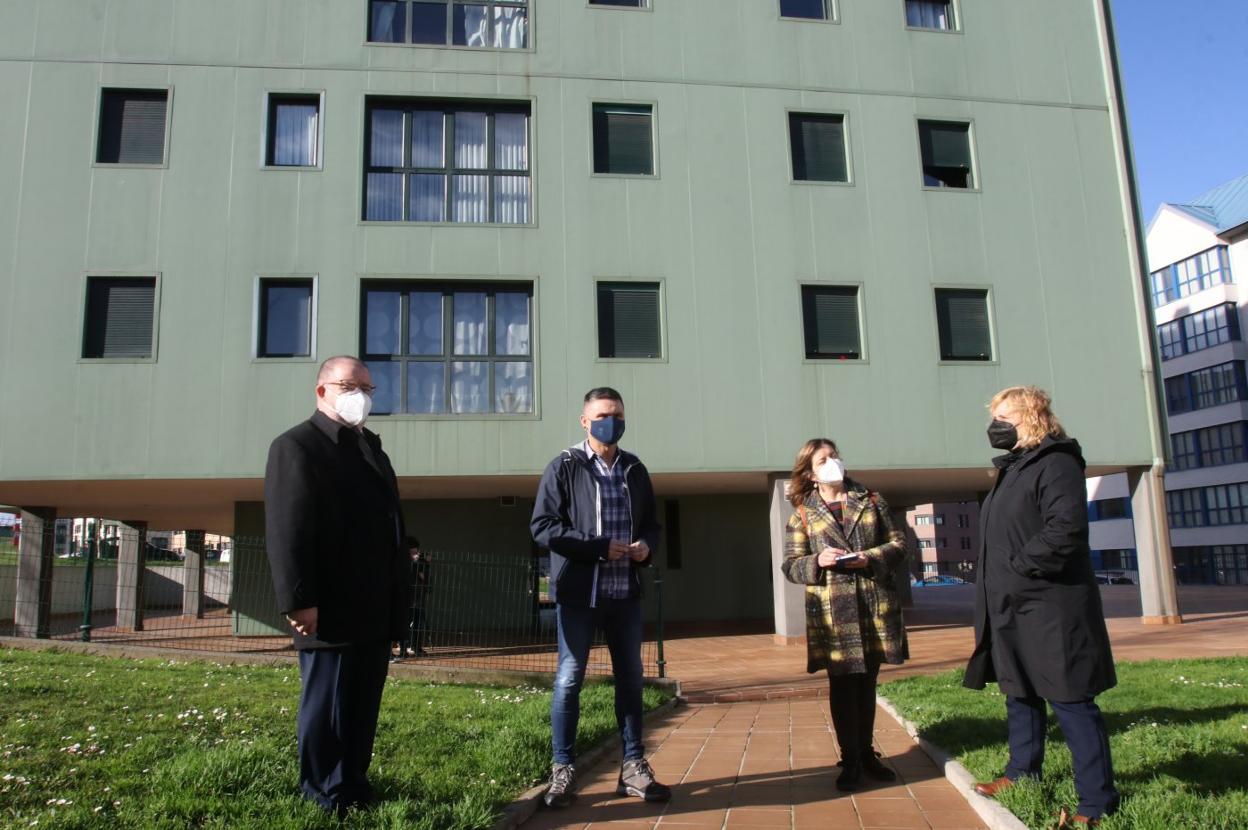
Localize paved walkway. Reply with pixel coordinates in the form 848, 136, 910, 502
520, 585, 1248, 829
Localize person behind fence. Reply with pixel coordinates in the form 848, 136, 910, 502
964, 386, 1119, 829
780, 438, 908, 792
396, 535, 429, 659
530, 386, 670, 808
264, 355, 412, 818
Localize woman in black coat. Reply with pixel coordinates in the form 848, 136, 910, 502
963, 386, 1119, 828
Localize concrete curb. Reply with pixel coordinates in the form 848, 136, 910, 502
488, 695, 684, 830
876, 694, 1028, 830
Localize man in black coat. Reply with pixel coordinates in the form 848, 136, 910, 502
265, 355, 411, 817
964, 387, 1119, 827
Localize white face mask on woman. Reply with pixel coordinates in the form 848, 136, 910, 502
814, 458, 845, 484
334, 389, 373, 427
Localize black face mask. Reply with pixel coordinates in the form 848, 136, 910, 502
987, 419, 1019, 451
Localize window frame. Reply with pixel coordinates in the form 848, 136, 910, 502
590, 100, 658, 178
93, 86, 173, 169
361, 96, 535, 225
916, 117, 979, 192
778, 0, 838, 23
254, 275, 318, 361
932, 284, 995, 364
903, 0, 960, 33
262, 91, 325, 170
1150, 245, 1233, 308
786, 109, 853, 186
79, 272, 161, 363
594, 278, 667, 363
364, 0, 532, 50
800, 281, 868, 363
358, 277, 539, 419
587, 0, 651, 10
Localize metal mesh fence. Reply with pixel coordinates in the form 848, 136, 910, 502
1, 527, 664, 678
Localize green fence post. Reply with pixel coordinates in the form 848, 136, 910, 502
654, 567, 665, 679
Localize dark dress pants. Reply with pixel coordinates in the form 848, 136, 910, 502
827, 657, 882, 761
297, 641, 391, 812
1005, 696, 1119, 819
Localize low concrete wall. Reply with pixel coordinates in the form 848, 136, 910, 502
0, 563, 230, 621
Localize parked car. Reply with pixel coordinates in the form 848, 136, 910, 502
1095, 572, 1135, 585
913, 574, 967, 587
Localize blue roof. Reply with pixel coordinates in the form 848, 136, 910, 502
1161, 173, 1248, 235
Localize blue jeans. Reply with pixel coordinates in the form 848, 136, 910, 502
1005, 696, 1120, 819
551, 597, 644, 765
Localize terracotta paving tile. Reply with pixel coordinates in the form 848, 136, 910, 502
654, 807, 730, 826
921, 808, 988, 829
584, 821, 658, 829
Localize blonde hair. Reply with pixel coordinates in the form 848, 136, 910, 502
788, 438, 838, 507
989, 386, 1066, 449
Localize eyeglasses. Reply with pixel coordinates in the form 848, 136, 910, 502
324, 380, 377, 395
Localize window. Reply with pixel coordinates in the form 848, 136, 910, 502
916, 539, 935, 549
592, 104, 654, 175
918, 120, 974, 189
1205, 483, 1248, 526
1166, 488, 1205, 528
789, 113, 848, 183
779, 0, 830, 19
266, 94, 321, 167
1158, 303, 1241, 359
96, 88, 168, 165
258, 279, 314, 358
360, 282, 532, 415
913, 515, 933, 525
934, 288, 991, 361
956, 514, 969, 528
1199, 422, 1248, 468
801, 285, 861, 359
368, 0, 527, 48
590, 0, 646, 6
1163, 361, 1247, 414
82, 277, 157, 359
1150, 246, 1232, 307
906, 0, 954, 30
936, 537, 946, 549
1170, 430, 1199, 471
1088, 497, 1130, 521
363, 99, 530, 223
960, 537, 971, 550
597, 282, 661, 359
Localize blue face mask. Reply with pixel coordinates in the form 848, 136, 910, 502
589, 416, 626, 446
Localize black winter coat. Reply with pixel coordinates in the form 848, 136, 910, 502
963, 436, 1116, 702
264, 411, 412, 649
530, 443, 661, 607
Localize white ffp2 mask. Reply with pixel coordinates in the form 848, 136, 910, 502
334, 390, 372, 427
814, 458, 845, 484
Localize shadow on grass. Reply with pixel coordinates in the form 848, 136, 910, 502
1116, 747, 1248, 796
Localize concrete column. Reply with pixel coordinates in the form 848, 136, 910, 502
1127, 463, 1182, 624
893, 507, 915, 608
768, 475, 805, 644
14, 507, 56, 638
115, 520, 148, 631
183, 529, 206, 619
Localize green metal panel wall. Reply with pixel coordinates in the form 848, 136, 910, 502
0, 0, 1153, 488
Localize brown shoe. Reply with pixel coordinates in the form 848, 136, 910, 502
974, 776, 1015, 798
1056, 807, 1102, 828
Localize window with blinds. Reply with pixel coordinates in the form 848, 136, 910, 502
592, 104, 654, 176
801, 285, 861, 359
789, 113, 848, 183
934, 288, 991, 361
597, 282, 662, 359
82, 277, 157, 359
96, 89, 168, 165
918, 120, 974, 189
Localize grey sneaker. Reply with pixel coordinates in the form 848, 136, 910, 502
617, 758, 671, 802
544, 763, 576, 809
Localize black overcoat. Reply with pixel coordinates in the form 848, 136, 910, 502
963, 436, 1116, 702
264, 410, 412, 649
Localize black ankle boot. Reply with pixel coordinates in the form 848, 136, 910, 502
836, 760, 862, 791
860, 749, 896, 781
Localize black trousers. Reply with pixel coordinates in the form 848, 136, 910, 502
1005, 695, 1119, 819
827, 658, 881, 762
297, 642, 391, 811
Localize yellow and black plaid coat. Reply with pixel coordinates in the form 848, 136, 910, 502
781, 480, 909, 675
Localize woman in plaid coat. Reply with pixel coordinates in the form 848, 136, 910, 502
781, 438, 909, 791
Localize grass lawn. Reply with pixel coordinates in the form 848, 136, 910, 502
880, 658, 1248, 830
0, 648, 670, 829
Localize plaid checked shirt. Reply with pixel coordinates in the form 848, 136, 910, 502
587, 442, 633, 600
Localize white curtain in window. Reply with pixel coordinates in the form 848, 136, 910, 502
371, 110, 404, 166
906, 0, 950, 29
410, 111, 445, 167
453, 293, 488, 355
451, 361, 488, 413
493, 7, 528, 48
493, 113, 528, 170
454, 112, 488, 168
459, 6, 489, 46
409, 174, 446, 222
493, 175, 529, 224
495, 362, 532, 413
366, 173, 403, 221
452, 175, 489, 222
274, 103, 317, 166
406, 362, 445, 414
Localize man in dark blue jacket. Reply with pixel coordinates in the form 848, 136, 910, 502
530, 387, 669, 808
